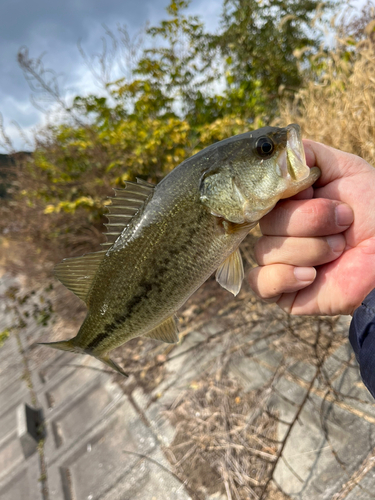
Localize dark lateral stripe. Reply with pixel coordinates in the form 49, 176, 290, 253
86, 278, 159, 352
86, 332, 109, 351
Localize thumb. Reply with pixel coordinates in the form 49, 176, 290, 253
303, 139, 371, 187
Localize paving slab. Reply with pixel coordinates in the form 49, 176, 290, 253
0, 456, 42, 500
271, 366, 375, 499
228, 356, 274, 391
1, 271, 375, 500
100, 450, 192, 500
345, 466, 375, 500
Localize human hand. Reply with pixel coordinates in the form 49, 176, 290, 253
248, 140, 375, 316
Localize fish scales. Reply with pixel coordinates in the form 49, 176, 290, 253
81, 166, 246, 354
41, 124, 321, 376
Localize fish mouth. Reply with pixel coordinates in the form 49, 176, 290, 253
277, 124, 309, 181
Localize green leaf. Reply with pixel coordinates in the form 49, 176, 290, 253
0, 329, 10, 348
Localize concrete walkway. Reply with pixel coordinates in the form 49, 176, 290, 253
0, 273, 192, 500
1, 271, 375, 500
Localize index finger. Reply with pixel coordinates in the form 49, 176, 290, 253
259, 198, 353, 237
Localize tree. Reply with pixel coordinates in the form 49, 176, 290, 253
9, 0, 336, 252
210, 0, 330, 120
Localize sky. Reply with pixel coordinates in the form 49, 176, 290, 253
0, 0, 221, 153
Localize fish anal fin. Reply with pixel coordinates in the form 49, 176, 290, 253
98, 355, 128, 377
54, 251, 106, 303
103, 179, 155, 246
216, 248, 244, 296
143, 316, 179, 344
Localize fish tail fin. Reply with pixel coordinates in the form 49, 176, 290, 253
98, 355, 128, 378
38, 339, 80, 353
40, 341, 128, 377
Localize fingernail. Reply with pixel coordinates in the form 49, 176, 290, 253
336, 204, 354, 227
326, 235, 345, 253
294, 267, 316, 282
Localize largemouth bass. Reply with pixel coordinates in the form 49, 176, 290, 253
41, 124, 320, 375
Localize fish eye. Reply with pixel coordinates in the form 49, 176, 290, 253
256, 137, 274, 157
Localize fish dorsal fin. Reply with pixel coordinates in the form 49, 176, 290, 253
216, 248, 244, 296
143, 315, 179, 344
102, 178, 155, 248
135, 177, 156, 188
54, 250, 106, 303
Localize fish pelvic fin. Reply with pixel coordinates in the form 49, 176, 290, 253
98, 355, 129, 377
38, 339, 81, 353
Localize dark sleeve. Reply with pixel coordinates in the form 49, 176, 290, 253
349, 288, 375, 399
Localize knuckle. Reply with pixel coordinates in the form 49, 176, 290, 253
296, 199, 333, 231
254, 237, 267, 264
247, 267, 260, 291
248, 266, 273, 298
261, 272, 286, 299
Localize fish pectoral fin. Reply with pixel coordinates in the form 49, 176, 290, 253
216, 248, 244, 296
223, 220, 258, 234
98, 355, 128, 377
143, 315, 180, 344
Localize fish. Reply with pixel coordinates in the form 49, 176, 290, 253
40, 124, 320, 376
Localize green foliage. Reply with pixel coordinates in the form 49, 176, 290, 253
12, 0, 337, 250
0, 329, 10, 347
0, 286, 55, 348
211, 0, 330, 119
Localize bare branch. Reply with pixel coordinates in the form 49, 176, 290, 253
0, 113, 15, 153
17, 46, 67, 113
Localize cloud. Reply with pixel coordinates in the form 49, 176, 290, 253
0, 0, 221, 152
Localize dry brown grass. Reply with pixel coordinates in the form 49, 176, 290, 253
3, 20, 375, 500
277, 39, 375, 164
100, 234, 350, 499
164, 376, 279, 500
